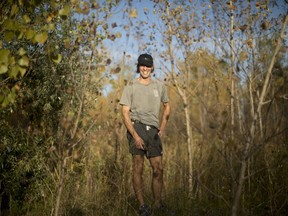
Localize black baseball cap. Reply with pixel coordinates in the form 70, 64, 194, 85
138, 54, 153, 67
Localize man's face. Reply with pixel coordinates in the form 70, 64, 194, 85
139, 65, 153, 79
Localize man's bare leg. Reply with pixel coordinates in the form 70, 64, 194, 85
149, 156, 163, 208
133, 155, 145, 206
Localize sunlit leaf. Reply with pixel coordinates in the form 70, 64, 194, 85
0, 64, 8, 74
52, 54, 62, 64
70, 0, 78, 5
18, 66, 27, 76
239, 51, 248, 61
129, 8, 138, 18
64, 38, 70, 48
9, 56, 16, 65
18, 55, 29, 67
115, 32, 122, 38
98, 66, 106, 73
35, 32, 48, 44
10, 4, 19, 17
26, 29, 35, 40
17, 47, 26, 56
48, 23, 55, 31
23, 14, 31, 23
59, 4, 71, 20
0, 49, 11, 64
46, 13, 54, 22
9, 65, 19, 78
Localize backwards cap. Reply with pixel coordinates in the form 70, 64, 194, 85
137, 54, 153, 67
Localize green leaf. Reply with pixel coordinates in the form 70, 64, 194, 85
0, 49, 11, 64
3, 19, 14, 30
18, 66, 27, 76
52, 54, 62, 64
10, 4, 19, 17
59, 4, 71, 20
0, 64, 8, 74
9, 65, 19, 78
35, 32, 48, 44
23, 14, 31, 23
17, 47, 26, 56
26, 29, 35, 40
4, 31, 15, 42
2, 97, 10, 107
18, 55, 29, 67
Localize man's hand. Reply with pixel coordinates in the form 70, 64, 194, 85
157, 128, 165, 137
134, 135, 145, 150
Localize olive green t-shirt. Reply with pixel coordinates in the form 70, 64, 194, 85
120, 79, 169, 128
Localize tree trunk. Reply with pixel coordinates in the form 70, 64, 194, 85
231, 15, 288, 216
229, 0, 235, 140
54, 159, 66, 216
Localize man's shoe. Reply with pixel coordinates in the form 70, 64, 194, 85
139, 204, 152, 216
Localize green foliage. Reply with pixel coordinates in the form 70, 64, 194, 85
0, 122, 50, 215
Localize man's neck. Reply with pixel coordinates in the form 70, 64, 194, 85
138, 76, 151, 85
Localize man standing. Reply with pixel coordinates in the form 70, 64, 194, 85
120, 54, 170, 216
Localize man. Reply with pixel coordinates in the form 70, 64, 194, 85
119, 54, 170, 216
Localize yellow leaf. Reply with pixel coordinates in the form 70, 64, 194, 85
23, 14, 31, 23
64, 38, 70, 48
18, 55, 29, 67
35, 32, 48, 44
0, 64, 8, 74
26, 29, 35, 40
9, 65, 19, 78
239, 51, 248, 61
9, 56, 16, 65
115, 32, 122, 38
0, 49, 11, 64
18, 66, 27, 76
98, 66, 106, 73
10, 4, 19, 17
59, 4, 71, 20
52, 54, 62, 64
129, 8, 138, 18
46, 13, 54, 22
17, 47, 26, 56
70, 0, 78, 5
48, 23, 55, 31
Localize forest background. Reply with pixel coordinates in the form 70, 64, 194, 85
0, 0, 287, 215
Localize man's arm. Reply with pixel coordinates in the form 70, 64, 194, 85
158, 102, 170, 137
121, 105, 145, 150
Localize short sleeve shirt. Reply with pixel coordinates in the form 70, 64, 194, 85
119, 79, 169, 128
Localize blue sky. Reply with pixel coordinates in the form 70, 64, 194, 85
91, 0, 287, 95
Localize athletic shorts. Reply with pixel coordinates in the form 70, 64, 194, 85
127, 120, 163, 158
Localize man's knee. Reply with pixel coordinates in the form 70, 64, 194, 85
133, 156, 144, 174
152, 166, 163, 178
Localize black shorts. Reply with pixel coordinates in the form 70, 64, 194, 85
127, 121, 163, 158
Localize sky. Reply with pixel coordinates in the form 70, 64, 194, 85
84, 0, 287, 95
102, 0, 287, 70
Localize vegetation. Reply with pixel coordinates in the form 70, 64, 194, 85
0, 0, 287, 215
